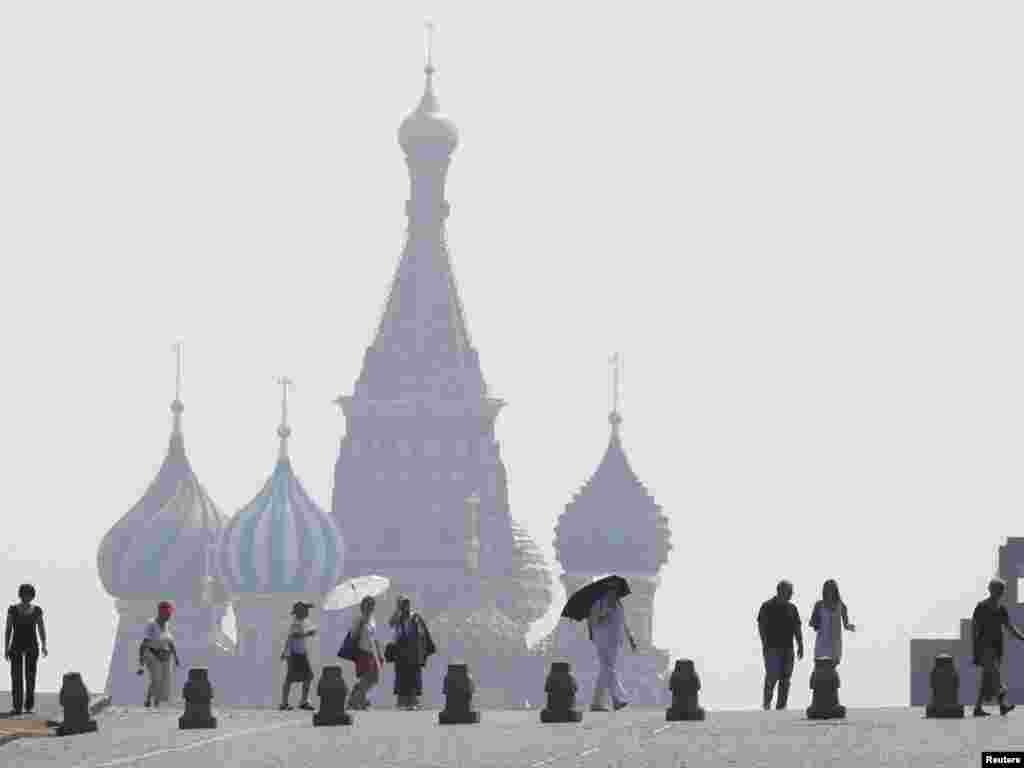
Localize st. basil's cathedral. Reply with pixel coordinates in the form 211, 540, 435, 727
96, 40, 673, 708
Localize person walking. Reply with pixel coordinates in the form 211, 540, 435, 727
588, 580, 637, 712
138, 601, 179, 708
757, 579, 804, 710
809, 579, 855, 667
4, 584, 48, 715
971, 577, 1024, 717
386, 596, 435, 710
348, 596, 386, 710
279, 601, 316, 711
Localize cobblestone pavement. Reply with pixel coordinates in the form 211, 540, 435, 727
2, 705, 1023, 767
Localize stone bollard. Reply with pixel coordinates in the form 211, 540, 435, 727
666, 659, 706, 721
56, 672, 98, 736
926, 654, 964, 718
313, 666, 352, 726
806, 657, 846, 719
540, 662, 583, 723
439, 663, 481, 724
179, 668, 217, 729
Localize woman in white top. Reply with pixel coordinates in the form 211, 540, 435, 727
348, 596, 385, 710
137, 601, 179, 708
809, 579, 856, 666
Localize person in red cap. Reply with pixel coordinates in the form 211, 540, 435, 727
138, 601, 179, 708
280, 601, 316, 710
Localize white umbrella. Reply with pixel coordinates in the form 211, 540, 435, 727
322, 575, 391, 612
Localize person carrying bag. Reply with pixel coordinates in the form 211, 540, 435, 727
347, 596, 386, 710
386, 595, 436, 710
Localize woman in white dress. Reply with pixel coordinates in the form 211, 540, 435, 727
137, 601, 180, 707
809, 580, 856, 666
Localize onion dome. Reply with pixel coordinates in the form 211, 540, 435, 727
97, 344, 226, 600
554, 378, 672, 575
398, 26, 458, 155
497, 521, 554, 626
433, 599, 528, 658
216, 378, 344, 596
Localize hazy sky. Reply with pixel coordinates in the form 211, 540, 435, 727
2, 2, 1024, 710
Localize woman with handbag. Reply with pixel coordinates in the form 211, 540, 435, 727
137, 601, 180, 708
348, 596, 386, 710
386, 595, 436, 710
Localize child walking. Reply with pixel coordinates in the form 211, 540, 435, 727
280, 601, 316, 711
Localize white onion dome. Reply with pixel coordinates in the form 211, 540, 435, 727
216, 398, 344, 596
499, 521, 554, 626
398, 65, 459, 155
434, 601, 528, 657
554, 411, 672, 575
97, 398, 226, 599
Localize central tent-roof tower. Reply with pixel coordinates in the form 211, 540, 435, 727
329, 26, 538, 639
353, 21, 484, 404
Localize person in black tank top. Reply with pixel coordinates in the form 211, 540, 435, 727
4, 584, 48, 715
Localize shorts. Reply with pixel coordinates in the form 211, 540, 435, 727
355, 651, 379, 678
763, 648, 795, 682
286, 653, 314, 683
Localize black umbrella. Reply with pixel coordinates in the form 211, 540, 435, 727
561, 575, 631, 621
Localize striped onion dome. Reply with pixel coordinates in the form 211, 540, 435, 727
97, 396, 226, 599
216, 382, 344, 596
554, 410, 671, 575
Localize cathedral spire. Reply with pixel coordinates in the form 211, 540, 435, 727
171, 340, 184, 435
399, 20, 457, 155
350, 24, 483, 403
609, 352, 623, 433
418, 20, 439, 112
425, 19, 435, 75
277, 376, 293, 461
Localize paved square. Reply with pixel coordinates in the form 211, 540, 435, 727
3, 704, 1024, 767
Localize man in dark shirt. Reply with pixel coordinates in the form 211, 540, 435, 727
972, 578, 1024, 717
757, 579, 804, 710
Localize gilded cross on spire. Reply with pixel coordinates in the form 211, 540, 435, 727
276, 376, 294, 459
609, 352, 623, 431
424, 19, 435, 75
171, 340, 184, 433
173, 341, 183, 400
